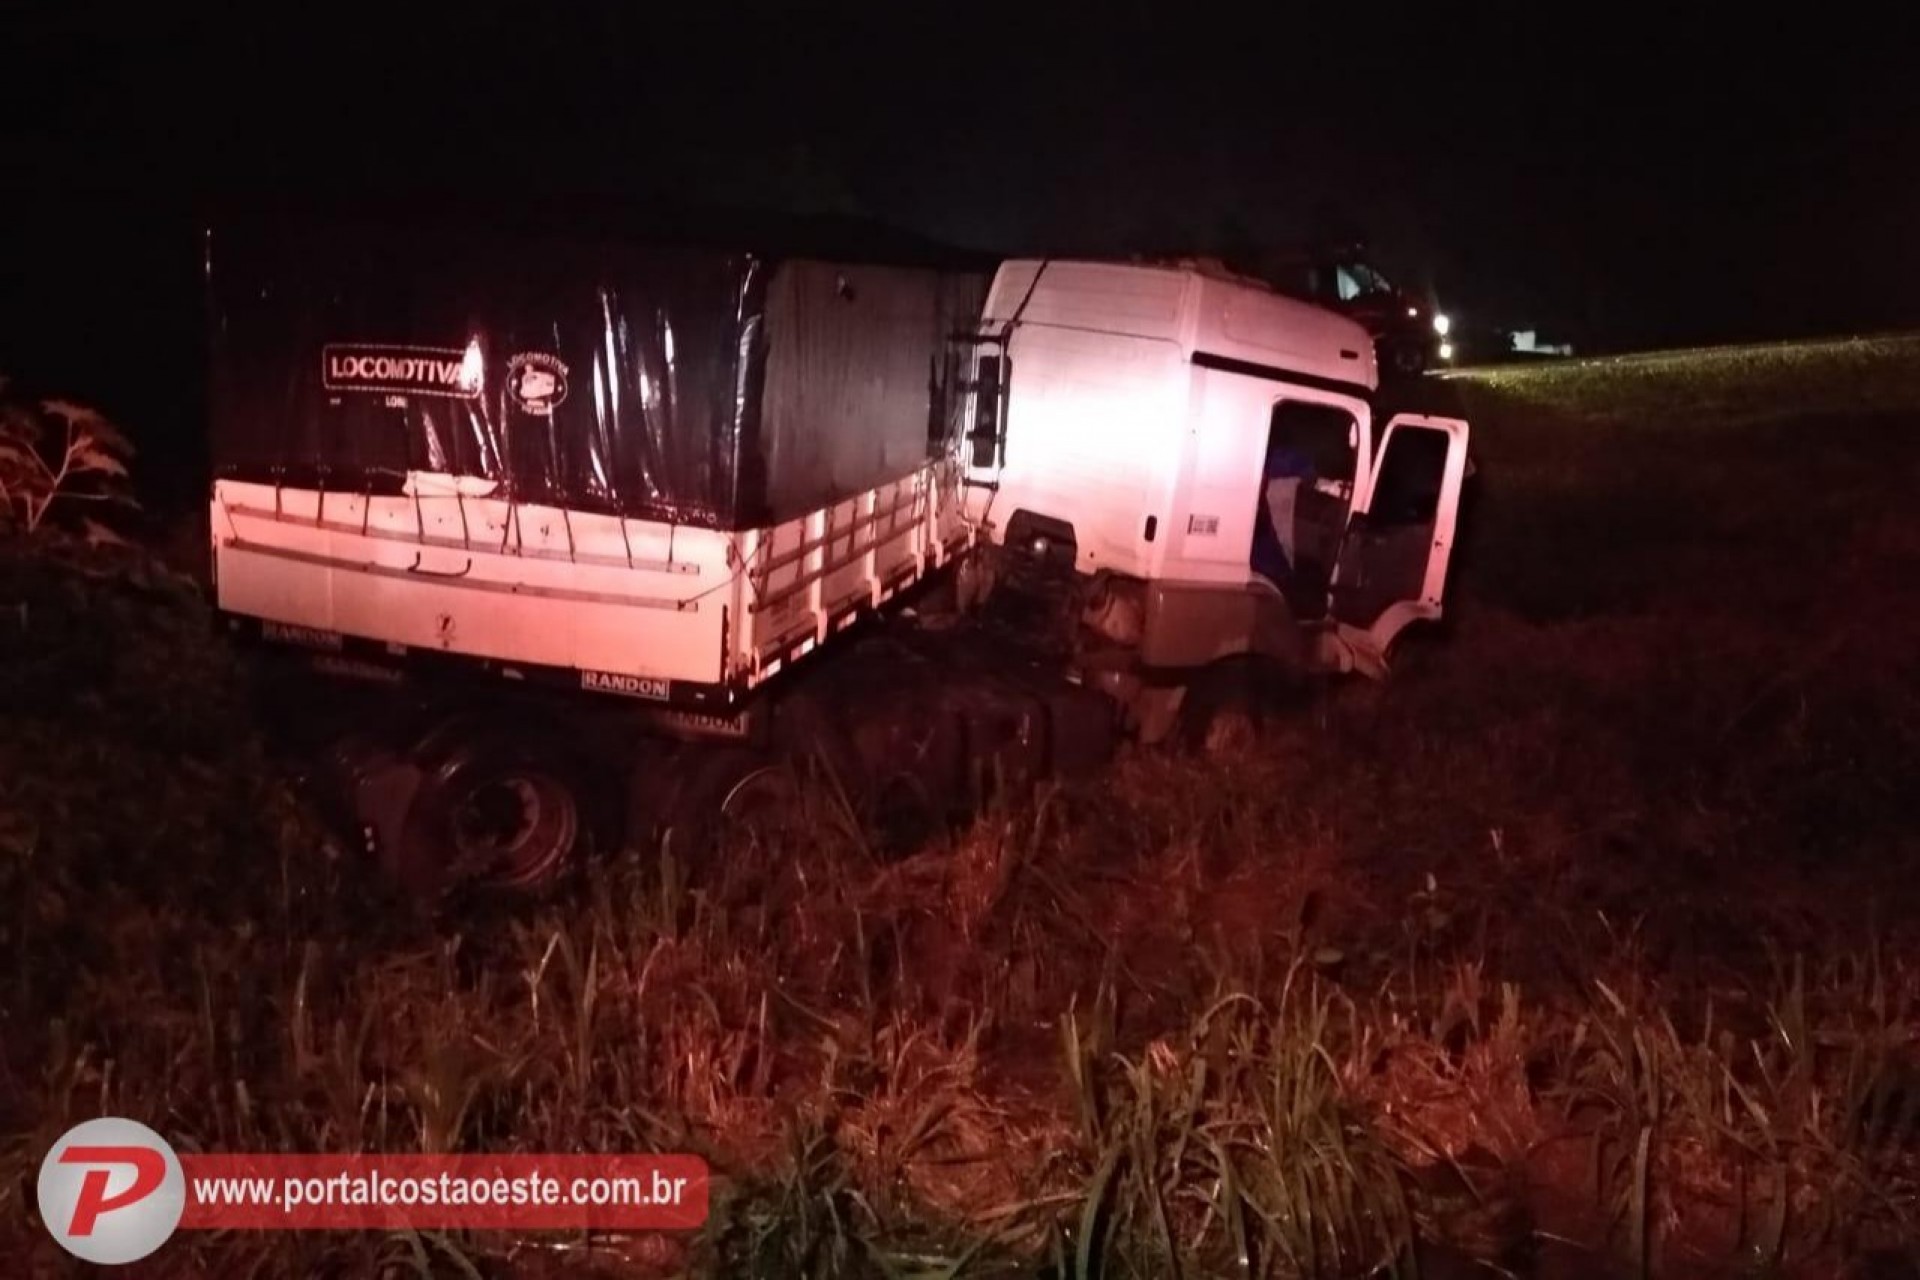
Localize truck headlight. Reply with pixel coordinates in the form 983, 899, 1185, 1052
1432, 312, 1451, 337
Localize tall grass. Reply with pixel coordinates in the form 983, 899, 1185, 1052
8, 337, 1920, 1274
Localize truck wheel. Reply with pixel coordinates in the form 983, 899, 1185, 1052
395, 731, 595, 899
1387, 341, 1427, 379
1176, 658, 1299, 757
872, 771, 943, 855
1176, 662, 1260, 757
657, 748, 804, 864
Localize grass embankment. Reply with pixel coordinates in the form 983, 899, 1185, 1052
4, 337, 1920, 1275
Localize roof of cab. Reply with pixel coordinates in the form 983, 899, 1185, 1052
982, 259, 1377, 394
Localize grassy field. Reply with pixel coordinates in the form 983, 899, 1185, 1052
4, 337, 1920, 1276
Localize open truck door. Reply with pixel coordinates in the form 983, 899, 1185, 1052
1321, 413, 1470, 677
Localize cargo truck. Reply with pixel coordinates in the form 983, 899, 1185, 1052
207, 216, 1468, 896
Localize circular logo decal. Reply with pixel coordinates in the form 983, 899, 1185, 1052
506, 352, 570, 414
38, 1117, 186, 1265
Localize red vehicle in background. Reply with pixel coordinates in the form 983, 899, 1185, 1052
1263, 244, 1451, 378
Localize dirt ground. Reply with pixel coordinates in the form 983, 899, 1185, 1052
5, 336, 1920, 1276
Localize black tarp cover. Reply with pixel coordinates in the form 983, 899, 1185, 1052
208, 215, 986, 529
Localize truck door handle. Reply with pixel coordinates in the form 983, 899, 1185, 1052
406, 553, 473, 579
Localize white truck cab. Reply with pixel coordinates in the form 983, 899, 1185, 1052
958, 259, 1470, 731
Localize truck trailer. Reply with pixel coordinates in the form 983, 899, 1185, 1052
206, 215, 1469, 895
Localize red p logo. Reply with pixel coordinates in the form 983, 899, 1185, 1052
59, 1145, 169, 1236
37, 1118, 185, 1265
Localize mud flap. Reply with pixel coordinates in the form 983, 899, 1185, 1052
322, 737, 425, 878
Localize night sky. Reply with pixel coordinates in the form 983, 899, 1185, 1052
4, 4, 1915, 498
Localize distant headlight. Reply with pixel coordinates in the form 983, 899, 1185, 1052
1432, 312, 1451, 336
1438, 341, 1455, 361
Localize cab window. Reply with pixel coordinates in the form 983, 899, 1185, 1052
1335, 261, 1392, 300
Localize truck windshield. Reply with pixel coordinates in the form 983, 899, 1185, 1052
1334, 261, 1393, 301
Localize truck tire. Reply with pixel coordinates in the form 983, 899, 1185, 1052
1175, 657, 1301, 757
1385, 340, 1427, 380
1176, 661, 1262, 757
392, 724, 599, 899
655, 748, 804, 865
